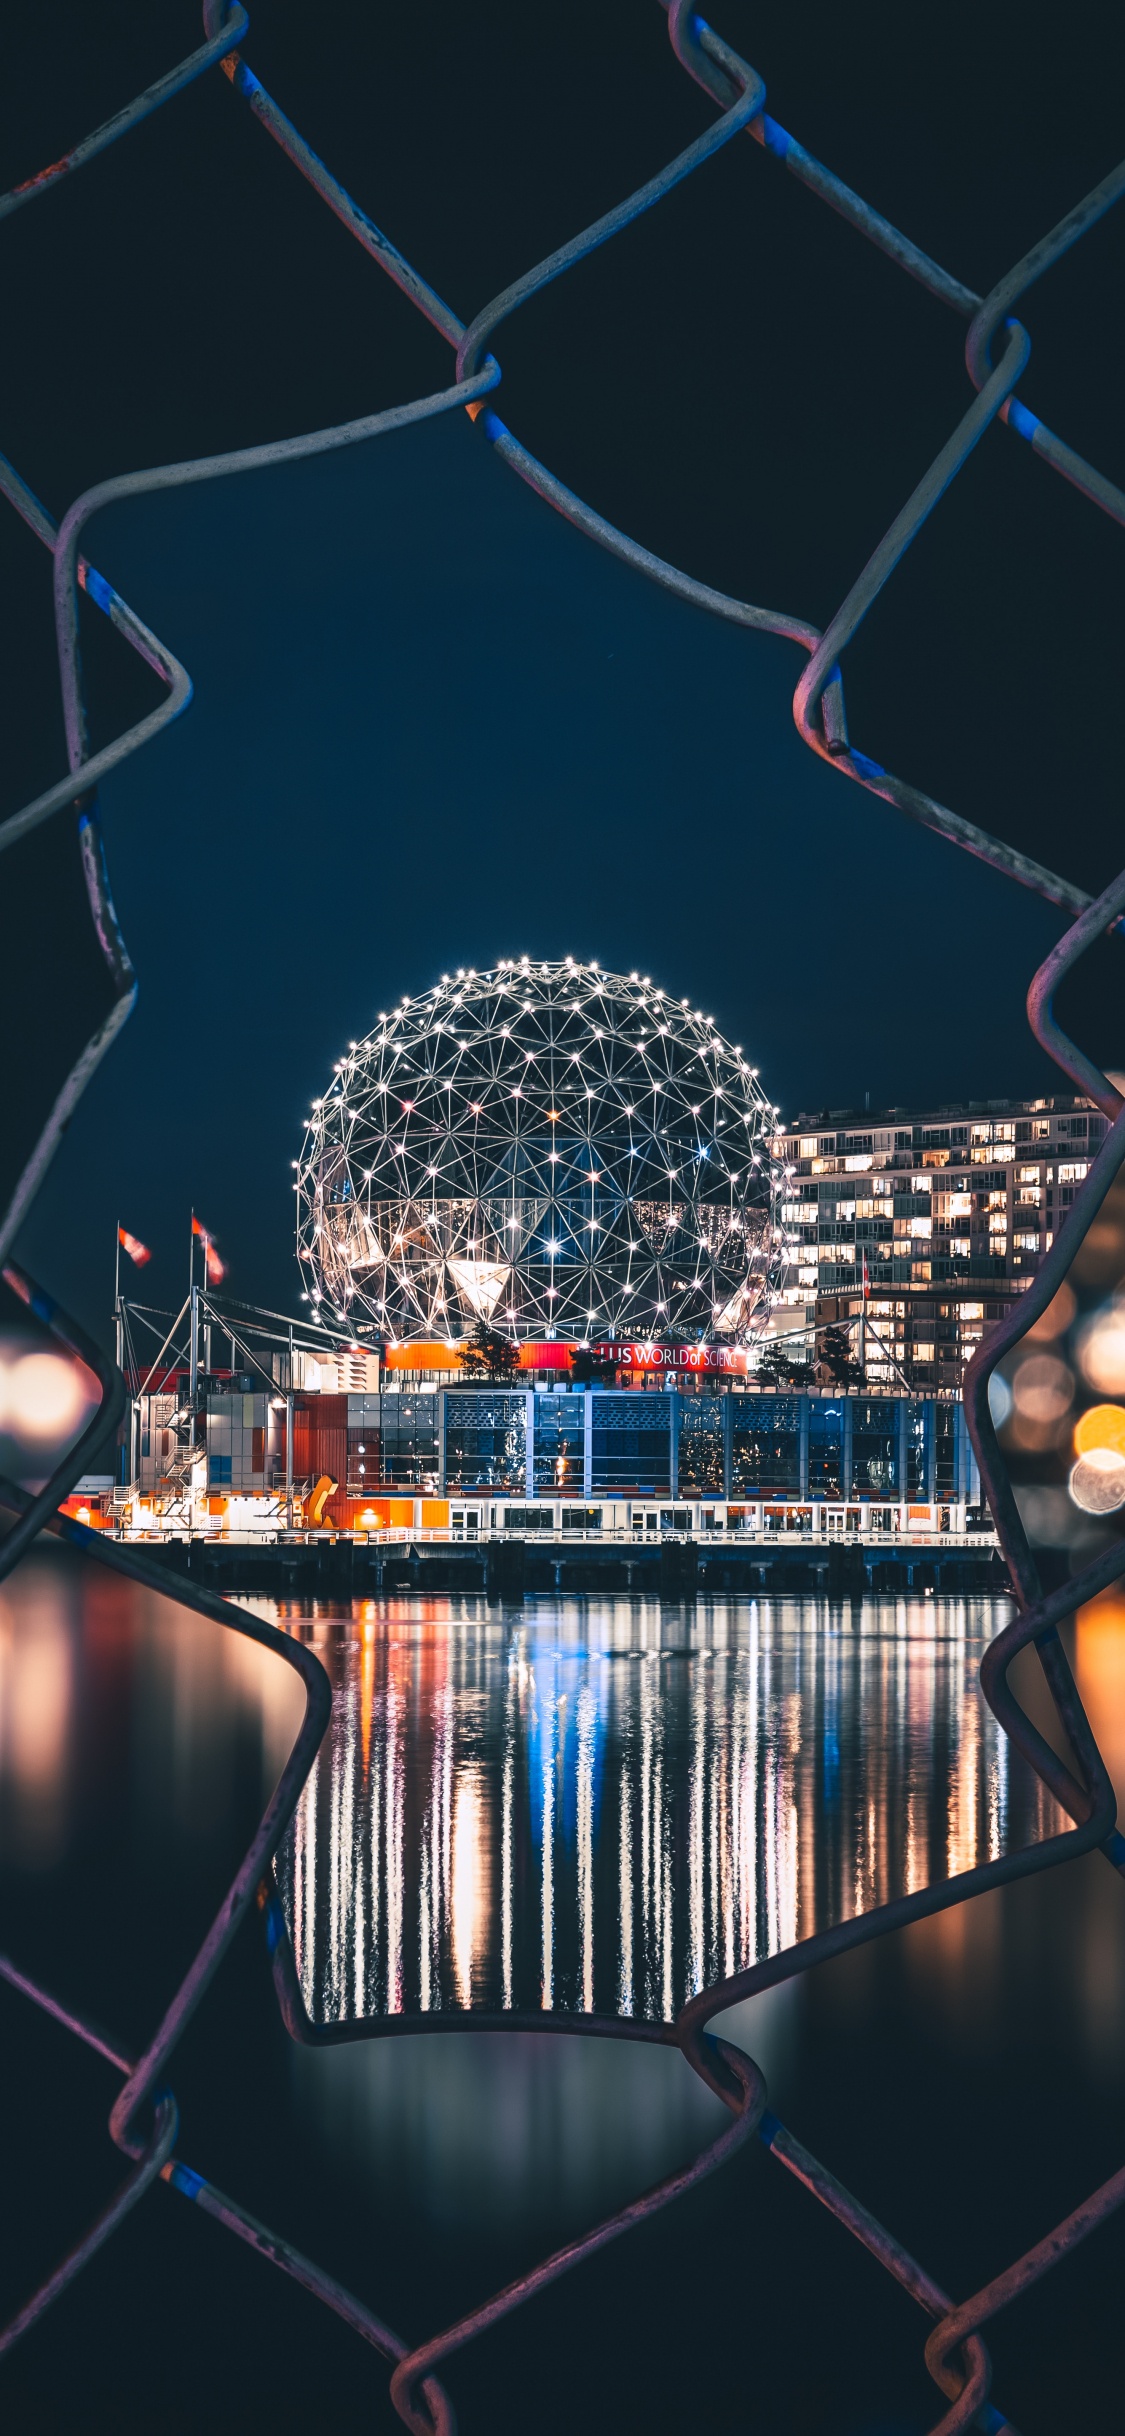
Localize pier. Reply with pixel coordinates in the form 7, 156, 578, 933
139, 1525, 1009, 1600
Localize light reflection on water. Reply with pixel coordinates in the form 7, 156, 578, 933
0, 1554, 302, 1879
270, 1594, 1060, 2029
7, 1559, 1125, 2244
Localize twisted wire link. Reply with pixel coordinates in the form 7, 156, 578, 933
3, 0, 1120, 1248
0, 1278, 456, 2436
2, 3, 1125, 2427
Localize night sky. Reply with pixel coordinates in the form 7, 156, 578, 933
2, 0, 1122, 1336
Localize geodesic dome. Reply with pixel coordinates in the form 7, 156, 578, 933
295, 959, 783, 1342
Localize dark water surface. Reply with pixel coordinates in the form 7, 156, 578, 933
270, 1594, 1059, 2029
2, 1549, 1124, 2432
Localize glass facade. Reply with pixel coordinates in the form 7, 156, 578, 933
934, 1401, 956, 1501
904, 1403, 929, 1500
426, 1389, 958, 1501
807, 1401, 844, 1497
590, 1393, 671, 1496
533, 1393, 585, 1495
443, 1392, 528, 1491
347, 1393, 439, 1490
851, 1399, 897, 1497
731, 1398, 802, 1496
677, 1396, 725, 1493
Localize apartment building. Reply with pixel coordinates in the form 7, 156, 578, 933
775, 1093, 1106, 1390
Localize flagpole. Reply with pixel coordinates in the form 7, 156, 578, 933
188, 1211, 199, 1408
114, 1223, 124, 1366
114, 1219, 125, 1494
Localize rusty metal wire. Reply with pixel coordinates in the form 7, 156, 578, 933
2, 3, 1125, 2427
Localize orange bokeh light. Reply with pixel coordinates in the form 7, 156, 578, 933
1074, 1404, 1125, 1458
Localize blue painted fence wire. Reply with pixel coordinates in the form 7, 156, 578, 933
2, 4, 1125, 2426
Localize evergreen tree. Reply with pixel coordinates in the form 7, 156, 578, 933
756, 1343, 815, 1390
459, 1316, 520, 1383
817, 1323, 863, 1387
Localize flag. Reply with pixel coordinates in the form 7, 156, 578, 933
192, 1214, 226, 1284
862, 1252, 869, 1299
118, 1224, 151, 1268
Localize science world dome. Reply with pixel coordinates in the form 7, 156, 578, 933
295, 959, 784, 1343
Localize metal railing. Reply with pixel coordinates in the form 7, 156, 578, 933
1, 5, 1124, 2428
108, 1520, 994, 1550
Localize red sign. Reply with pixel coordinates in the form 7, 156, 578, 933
592, 1341, 751, 1375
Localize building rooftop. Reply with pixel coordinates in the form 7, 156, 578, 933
786, 1093, 1093, 1128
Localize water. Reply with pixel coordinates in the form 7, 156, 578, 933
2, 1550, 1124, 2429
272, 1594, 1058, 2029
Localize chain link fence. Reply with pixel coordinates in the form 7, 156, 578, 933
1, 6, 1124, 2426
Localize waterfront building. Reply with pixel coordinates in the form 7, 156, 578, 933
119, 1378, 980, 1539
774, 1092, 1108, 1390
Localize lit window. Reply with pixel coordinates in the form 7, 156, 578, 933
1058, 1163, 1089, 1183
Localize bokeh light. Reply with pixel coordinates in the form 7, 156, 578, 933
1078, 1308, 1125, 1397
0, 1352, 90, 1440
0, 1332, 99, 1484
1070, 1450, 1125, 1516
1011, 1355, 1073, 1423
1074, 1404, 1125, 1458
